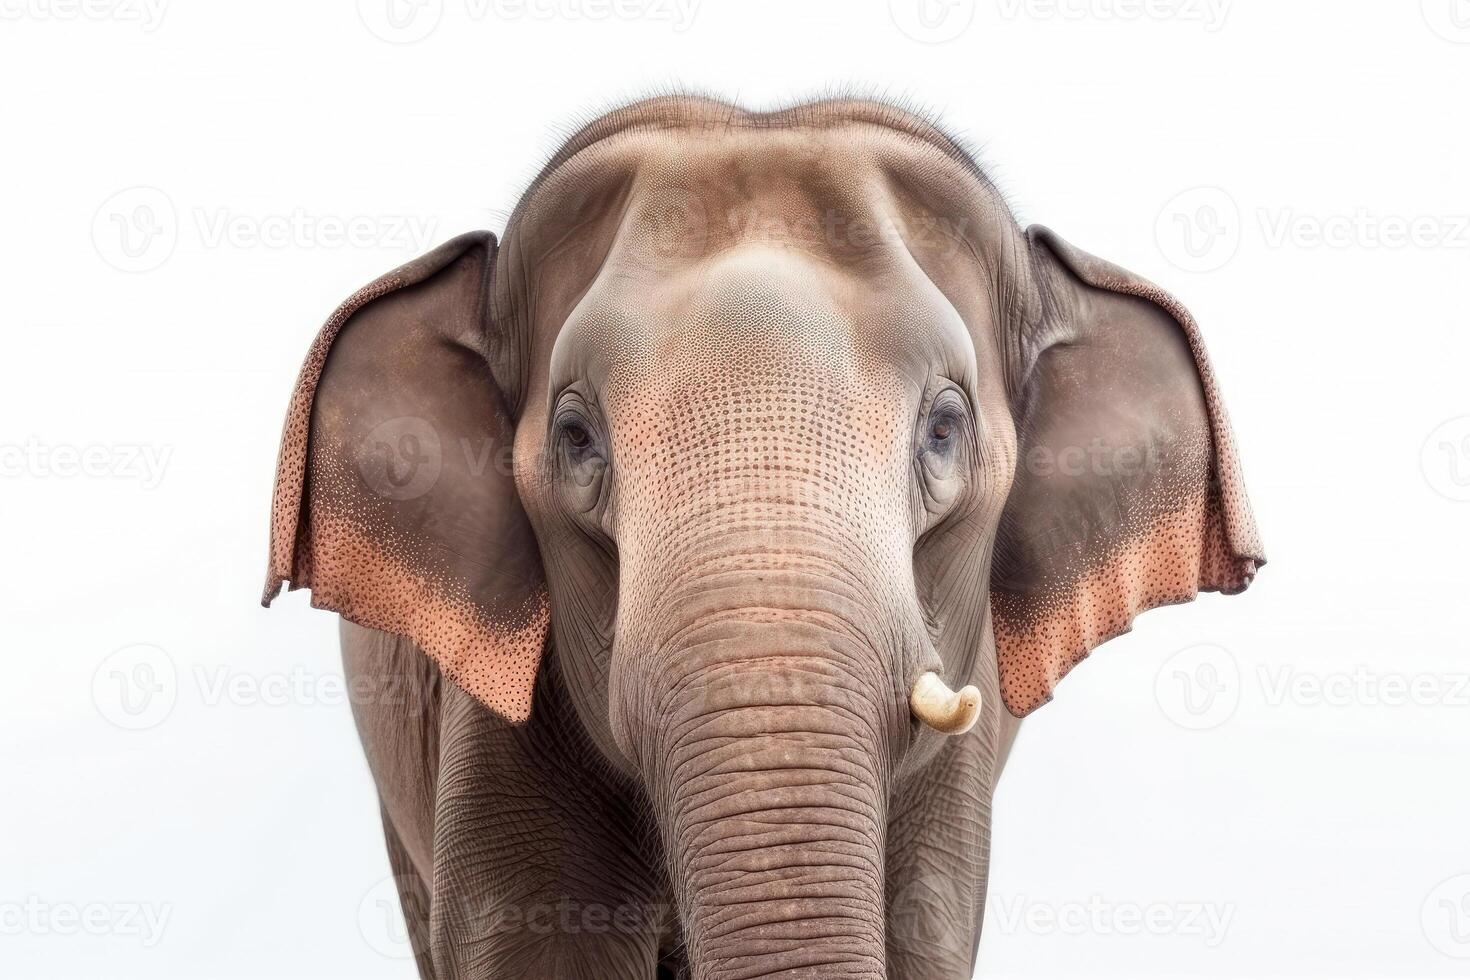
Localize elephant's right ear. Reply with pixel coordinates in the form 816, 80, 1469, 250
990, 227, 1264, 718
262, 232, 549, 724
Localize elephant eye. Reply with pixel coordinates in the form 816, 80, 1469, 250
551, 391, 605, 474
924, 392, 967, 456
563, 422, 591, 450
916, 388, 971, 520
917, 385, 972, 517
557, 417, 601, 465
551, 397, 608, 516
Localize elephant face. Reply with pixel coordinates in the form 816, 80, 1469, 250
510, 122, 1016, 778
264, 96, 1262, 977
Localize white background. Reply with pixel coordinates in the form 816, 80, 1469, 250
3, 1, 1468, 977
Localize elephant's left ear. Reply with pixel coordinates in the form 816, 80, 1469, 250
991, 226, 1265, 717
262, 232, 549, 724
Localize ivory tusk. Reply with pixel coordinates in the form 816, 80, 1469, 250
909, 671, 982, 735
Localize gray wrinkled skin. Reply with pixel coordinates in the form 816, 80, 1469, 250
286, 96, 1259, 979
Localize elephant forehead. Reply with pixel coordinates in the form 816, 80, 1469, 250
581, 248, 920, 460
516, 116, 988, 305
531, 114, 988, 412
609, 131, 960, 272
629, 247, 875, 373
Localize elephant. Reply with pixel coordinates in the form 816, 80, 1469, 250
262, 95, 1264, 979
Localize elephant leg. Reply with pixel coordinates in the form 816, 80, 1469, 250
885, 717, 1001, 979
427, 650, 670, 979
382, 807, 437, 979
341, 620, 444, 877
343, 623, 668, 977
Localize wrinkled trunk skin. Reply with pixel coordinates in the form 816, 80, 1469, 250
599, 281, 932, 975
636, 619, 898, 980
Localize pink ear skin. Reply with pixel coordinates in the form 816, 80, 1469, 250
990, 227, 1264, 717
263, 233, 550, 723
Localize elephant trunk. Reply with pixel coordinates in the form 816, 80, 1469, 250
639, 624, 896, 980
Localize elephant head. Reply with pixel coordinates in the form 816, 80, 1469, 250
264, 96, 1262, 978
